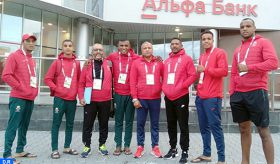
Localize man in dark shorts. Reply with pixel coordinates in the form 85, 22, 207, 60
229, 18, 278, 164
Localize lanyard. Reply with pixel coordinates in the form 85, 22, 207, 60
168, 55, 181, 73
144, 63, 156, 74
202, 47, 215, 68
92, 60, 103, 79
21, 48, 36, 77
237, 36, 255, 63
61, 59, 76, 78
119, 52, 130, 73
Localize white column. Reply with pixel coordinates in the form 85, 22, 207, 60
76, 18, 89, 60
210, 29, 218, 48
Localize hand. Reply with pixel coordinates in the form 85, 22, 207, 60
133, 100, 142, 109
197, 65, 205, 73
238, 63, 248, 72
80, 99, 86, 106
83, 59, 92, 67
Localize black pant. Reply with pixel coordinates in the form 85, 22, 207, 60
165, 94, 189, 151
82, 100, 111, 147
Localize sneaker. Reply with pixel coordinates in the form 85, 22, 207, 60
151, 145, 162, 158
179, 151, 188, 164
80, 146, 91, 158
164, 148, 178, 159
99, 144, 109, 155
134, 146, 144, 158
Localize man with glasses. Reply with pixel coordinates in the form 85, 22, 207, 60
78, 43, 112, 157
2, 34, 39, 164
44, 39, 81, 159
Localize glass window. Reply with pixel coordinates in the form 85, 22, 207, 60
58, 15, 72, 46
193, 32, 201, 62
139, 33, 152, 54
180, 32, 193, 58
63, 0, 85, 12
40, 58, 55, 92
127, 33, 138, 54
1, 1, 23, 43
152, 33, 165, 59
42, 11, 58, 49
86, 0, 103, 18
23, 6, 42, 45
102, 30, 112, 56
94, 27, 102, 44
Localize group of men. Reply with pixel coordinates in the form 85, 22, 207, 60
1, 18, 278, 164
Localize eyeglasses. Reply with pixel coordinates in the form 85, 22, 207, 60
92, 49, 104, 52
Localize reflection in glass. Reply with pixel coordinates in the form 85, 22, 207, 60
152, 33, 165, 59
23, 6, 42, 45
58, 15, 72, 46
63, 0, 85, 12
86, 0, 103, 18
42, 11, 58, 49
1, 2, 23, 43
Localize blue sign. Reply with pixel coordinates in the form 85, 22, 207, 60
0, 158, 13, 164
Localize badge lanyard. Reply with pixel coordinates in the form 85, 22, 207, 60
21, 48, 36, 77
119, 52, 130, 73
237, 36, 255, 63
61, 59, 76, 79
201, 47, 215, 68
168, 55, 181, 73
144, 63, 156, 74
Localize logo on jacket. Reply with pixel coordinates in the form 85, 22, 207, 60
15, 106, 21, 112
55, 107, 59, 113
252, 41, 257, 47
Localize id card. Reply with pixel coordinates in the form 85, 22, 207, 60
118, 73, 127, 84
167, 73, 175, 84
64, 76, 72, 88
30, 76, 37, 88
93, 79, 102, 90
239, 61, 248, 76
198, 72, 204, 84
146, 74, 155, 85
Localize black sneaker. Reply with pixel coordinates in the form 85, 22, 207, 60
163, 148, 178, 159
179, 151, 188, 164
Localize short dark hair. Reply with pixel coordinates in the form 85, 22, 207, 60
241, 18, 255, 26
200, 30, 213, 39
170, 37, 182, 43
62, 39, 73, 45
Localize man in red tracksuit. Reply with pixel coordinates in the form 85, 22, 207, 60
191, 30, 228, 164
2, 34, 38, 164
78, 43, 112, 157
130, 41, 163, 158
44, 40, 81, 159
162, 37, 197, 164
107, 40, 139, 155
230, 18, 278, 164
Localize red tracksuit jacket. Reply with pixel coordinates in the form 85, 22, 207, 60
229, 35, 278, 95
106, 49, 139, 95
130, 56, 163, 99
2, 49, 38, 100
78, 59, 112, 102
44, 53, 81, 100
196, 47, 228, 99
162, 49, 197, 101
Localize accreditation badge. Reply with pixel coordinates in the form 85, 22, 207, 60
63, 76, 72, 88
198, 72, 204, 84
93, 79, 102, 90
146, 74, 155, 85
239, 60, 248, 76
118, 73, 127, 84
30, 76, 37, 88
167, 73, 175, 84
